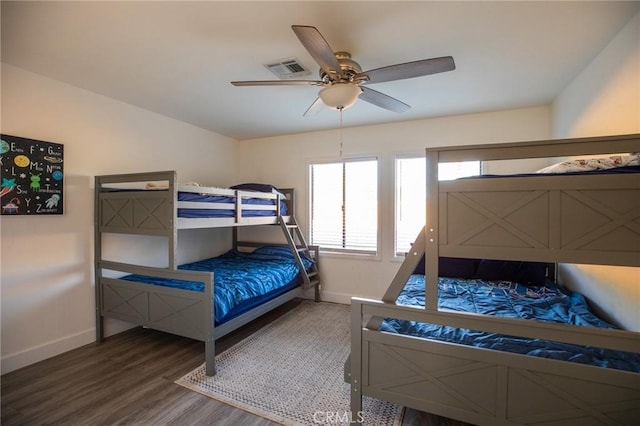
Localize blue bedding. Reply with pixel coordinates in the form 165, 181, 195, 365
177, 191, 287, 218
121, 246, 312, 325
381, 275, 640, 372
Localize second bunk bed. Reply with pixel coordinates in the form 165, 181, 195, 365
347, 133, 640, 425
94, 171, 320, 376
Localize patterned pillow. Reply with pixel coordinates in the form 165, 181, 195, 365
536, 152, 640, 173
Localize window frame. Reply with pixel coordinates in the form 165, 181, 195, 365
308, 156, 381, 257
394, 154, 426, 257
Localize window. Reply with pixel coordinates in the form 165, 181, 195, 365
309, 158, 378, 254
438, 161, 482, 181
395, 157, 480, 255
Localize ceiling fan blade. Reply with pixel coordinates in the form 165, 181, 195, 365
231, 80, 323, 86
360, 56, 455, 85
303, 97, 324, 117
359, 86, 410, 113
291, 25, 342, 79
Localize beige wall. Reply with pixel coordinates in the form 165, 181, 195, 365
552, 13, 640, 331
0, 64, 237, 373
236, 107, 551, 303
553, 13, 640, 138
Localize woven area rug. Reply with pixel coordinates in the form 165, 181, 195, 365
176, 301, 403, 425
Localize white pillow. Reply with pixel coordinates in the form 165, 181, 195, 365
536, 153, 640, 174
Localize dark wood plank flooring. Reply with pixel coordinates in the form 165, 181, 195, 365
2, 300, 470, 425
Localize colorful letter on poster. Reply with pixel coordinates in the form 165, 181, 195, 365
0, 134, 64, 215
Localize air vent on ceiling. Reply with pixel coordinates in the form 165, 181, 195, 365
263, 57, 311, 79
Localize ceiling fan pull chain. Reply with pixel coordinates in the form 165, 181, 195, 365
339, 107, 344, 158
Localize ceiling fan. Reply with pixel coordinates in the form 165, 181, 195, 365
231, 25, 456, 116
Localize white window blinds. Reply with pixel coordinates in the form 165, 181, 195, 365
310, 159, 378, 253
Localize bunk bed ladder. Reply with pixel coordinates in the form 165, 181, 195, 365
279, 215, 321, 299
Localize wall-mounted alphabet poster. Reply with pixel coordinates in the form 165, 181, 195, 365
1, 134, 64, 215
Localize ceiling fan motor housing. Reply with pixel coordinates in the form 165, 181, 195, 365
320, 52, 363, 82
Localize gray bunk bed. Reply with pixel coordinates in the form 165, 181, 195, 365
94, 170, 320, 376
348, 134, 640, 425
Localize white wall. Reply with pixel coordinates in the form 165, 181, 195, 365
237, 106, 550, 303
0, 64, 237, 373
551, 12, 640, 331
553, 13, 640, 138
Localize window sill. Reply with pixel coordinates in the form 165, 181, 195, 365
318, 249, 382, 261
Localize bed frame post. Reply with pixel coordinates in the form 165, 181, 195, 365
205, 340, 216, 376
425, 148, 439, 311
94, 175, 104, 342
350, 299, 363, 418
169, 171, 178, 269
204, 271, 216, 376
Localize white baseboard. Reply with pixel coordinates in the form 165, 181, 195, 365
1, 317, 139, 375
1, 328, 95, 375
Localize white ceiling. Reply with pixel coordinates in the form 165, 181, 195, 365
2, 1, 638, 140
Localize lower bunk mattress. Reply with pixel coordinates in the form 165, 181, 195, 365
121, 245, 313, 325
381, 275, 640, 373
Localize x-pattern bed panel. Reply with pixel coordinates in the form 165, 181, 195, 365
148, 292, 207, 336
560, 189, 640, 252
443, 189, 550, 249
102, 282, 150, 322
101, 278, 209, 341
439, 184, 640, 266
362, 334, 640, 425
99, 192, 173, 234
366, 341, 499, 417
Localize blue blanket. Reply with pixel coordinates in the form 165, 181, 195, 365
381, 275, 640, 372
177, 192, 287, 218
121, 246, 313, 324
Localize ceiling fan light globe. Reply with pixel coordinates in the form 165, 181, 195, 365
319, 84, 362, 110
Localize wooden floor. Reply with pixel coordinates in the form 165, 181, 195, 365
2, 299, 471, 425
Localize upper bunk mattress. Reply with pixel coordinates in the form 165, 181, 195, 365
381, 275, 640, 373
177, 191, 287, 218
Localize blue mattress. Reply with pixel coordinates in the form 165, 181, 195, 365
121, 246, 313, 325
177, 191, 287, 218
381, 275, 640, 372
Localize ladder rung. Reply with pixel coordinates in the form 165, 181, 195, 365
296, 247, 308, 252
307, 271, 318, 277
286, 224, 298, 229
